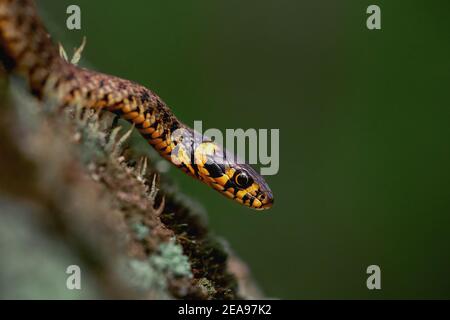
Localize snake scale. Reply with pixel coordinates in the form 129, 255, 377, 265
0, 0, 273, 210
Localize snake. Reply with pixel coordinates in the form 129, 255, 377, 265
0, 0, 273, 210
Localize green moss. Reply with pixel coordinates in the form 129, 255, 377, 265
124, 240, 192, 298
150, 240, 193, 279
197, 278, 217, 297
131, 222, 150, 241
126, 259, 167, 293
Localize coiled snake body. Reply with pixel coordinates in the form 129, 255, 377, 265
0, 0, 273, 210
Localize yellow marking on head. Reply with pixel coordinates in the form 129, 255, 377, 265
225, 168, 236, 180
214, 175, 229, 186
236, 190, 247, 200
252, 198, 262, 208
248, 183, 259, 193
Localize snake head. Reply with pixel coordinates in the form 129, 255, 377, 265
195, 145, 274, 210
231, 164, 274, 210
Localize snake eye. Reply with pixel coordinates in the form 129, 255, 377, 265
234, 171, 253, 188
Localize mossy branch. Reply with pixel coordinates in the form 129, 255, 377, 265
0, 73, 262, 299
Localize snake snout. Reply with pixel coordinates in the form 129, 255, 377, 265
256, 189, 274, 210
248, 181, 273, 210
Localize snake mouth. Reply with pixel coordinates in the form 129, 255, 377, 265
249, 190, 274, 210
259, 200, 274, 210
251, 200, 273, 210
260, 196, 274, 210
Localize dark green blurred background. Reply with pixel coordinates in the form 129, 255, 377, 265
39, 0, 450, 299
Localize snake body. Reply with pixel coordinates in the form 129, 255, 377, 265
0, 0, 273, 210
